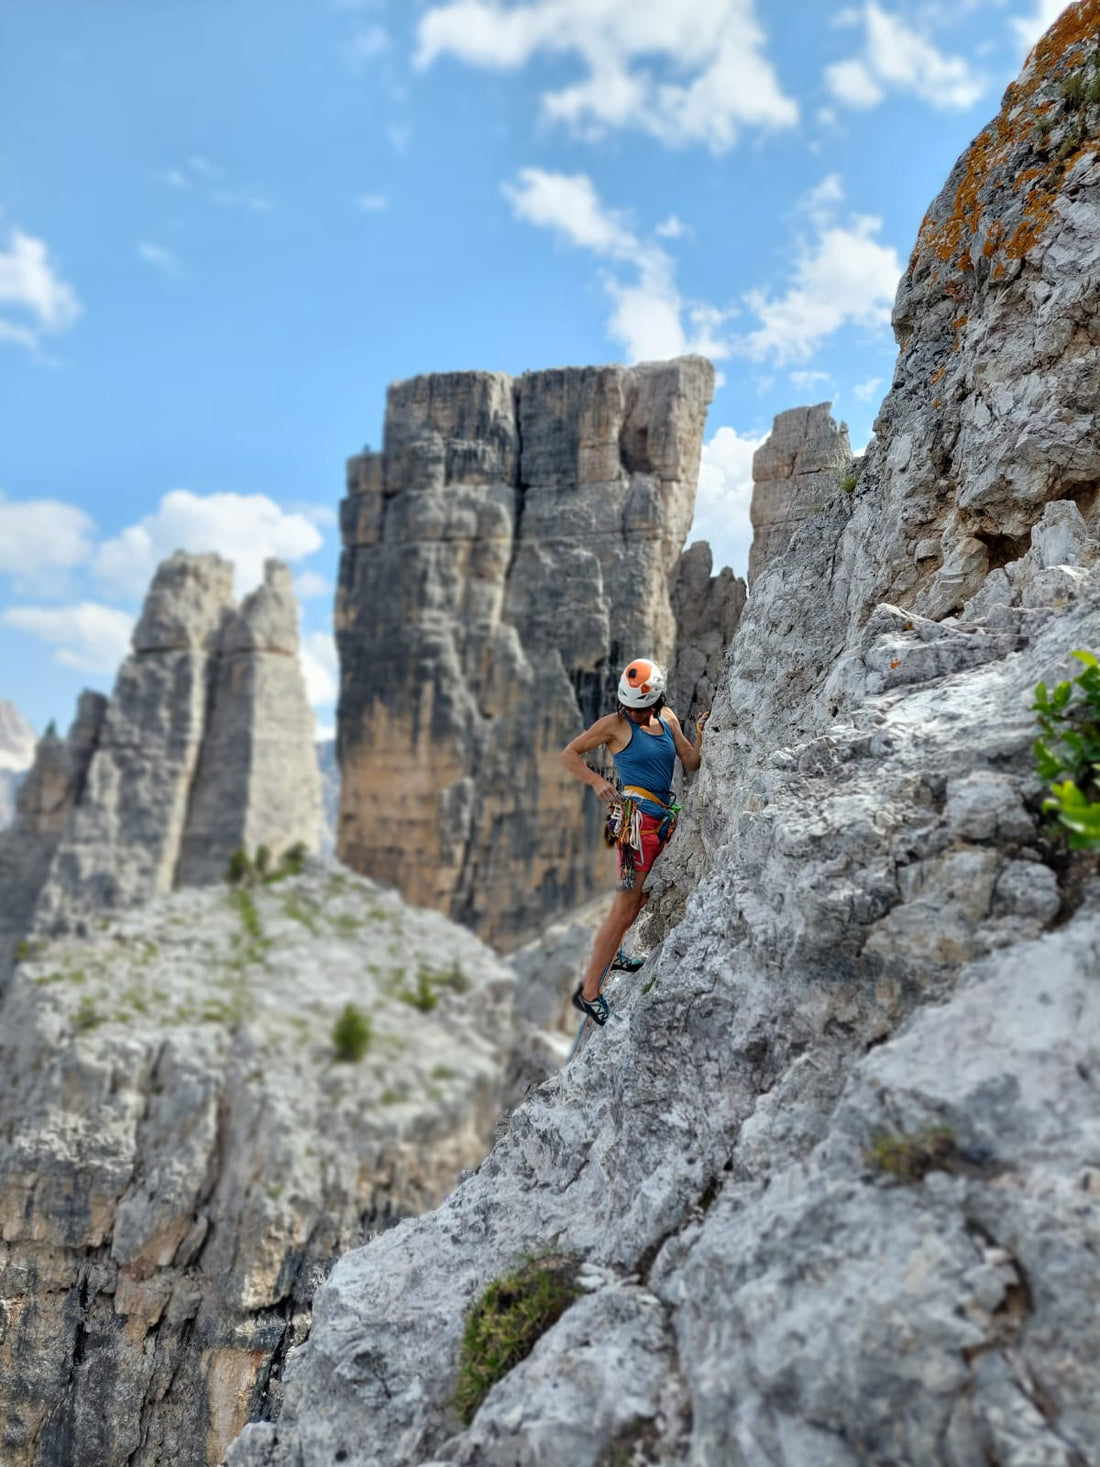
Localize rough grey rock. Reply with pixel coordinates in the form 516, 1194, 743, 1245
0, 692, 106, 978
228, 12, 1100, 1465
747, 404, 852, 585
0, 860, 515, 1467
176, 562, 322, 886
668, 540, 746, 720
21, 555, 321, 937
335, 358, 716, 951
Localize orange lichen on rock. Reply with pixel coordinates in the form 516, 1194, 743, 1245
930, 365, 947, 386
913, 0, 1099, 276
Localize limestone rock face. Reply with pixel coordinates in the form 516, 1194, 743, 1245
24, 555, 321, 936
668, 540, 746, 719
0, 693, 107, 977
0, 861, 515, 1467
176, 562, 322, 886
747, 403, 852, 584
336, 358, 715, 951
227, 10, 1100, 1465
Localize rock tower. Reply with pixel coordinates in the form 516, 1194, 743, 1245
335, 356, 723, 949
0, 553, 322, 949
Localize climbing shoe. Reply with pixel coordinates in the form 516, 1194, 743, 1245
572, 984, 610, 1026
611, 949, 645, 973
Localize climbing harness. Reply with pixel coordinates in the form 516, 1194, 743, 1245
605, 784, 682, 888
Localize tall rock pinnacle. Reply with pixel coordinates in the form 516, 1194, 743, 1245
335, 357, 717, 950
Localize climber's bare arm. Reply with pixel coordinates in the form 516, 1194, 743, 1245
561, 714, 627, 803
664, 709, 709, 773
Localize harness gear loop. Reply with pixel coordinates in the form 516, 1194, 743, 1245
604, 785, 683, 887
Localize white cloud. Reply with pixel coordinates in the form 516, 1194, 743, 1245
1010, 0, 1070, 53
688, 425, 767, 581
827, 3, 986, 111
356, 193, 389, 212
739, 183, 902, 365
853, 375, 884, 401
0, 490, 96, 582
789, 368, 832, 390
0, 227, 81, 357
138, 241, 181, 276
504, 168, 734, 363
299, 631, 338, 710
417, 0, 798, 152
1, 601, 134, 674
294, 569, 332, 600
159, 157, 272, 212
93, 490, 326, 600
655, 214, 691, 239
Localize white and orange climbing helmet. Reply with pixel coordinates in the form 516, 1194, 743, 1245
618, 658, 667, 709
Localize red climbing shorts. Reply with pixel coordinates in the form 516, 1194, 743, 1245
617, 812, 670, 891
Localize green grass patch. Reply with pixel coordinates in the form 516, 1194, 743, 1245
332, 1002, 372, 1062
454, 1253, 581, 1426
431, 1064, 457, 1081
864, 1124, 958, 1183
72, 995, 103, 1033
283, 895, 322, 936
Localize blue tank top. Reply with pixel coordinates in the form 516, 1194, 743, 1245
612, 716, 676, 815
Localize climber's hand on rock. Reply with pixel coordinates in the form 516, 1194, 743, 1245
695, 710, 710, 736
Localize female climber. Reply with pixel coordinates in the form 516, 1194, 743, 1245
560, 657, 708, 1026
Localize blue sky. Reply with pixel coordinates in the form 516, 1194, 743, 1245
0, 0, 1069, 741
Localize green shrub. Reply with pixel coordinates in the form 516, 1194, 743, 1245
279, 841, 308, 877
231, 887, 264, 943
225, 847, 254, 885
454, 1254, 581, 1425
333, 1003, 372, 1062
839, 473, 858, 494
73, 995, 103, 1033
255, 843, 271, 877
1033, 650, 1100, 849
865, 1124, 958, 1183
399, 968, 439, 1013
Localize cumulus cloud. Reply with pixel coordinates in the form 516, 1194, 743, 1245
503, 168, 734, 362
853, 375, 884, 401
738, 178, 902, 365
0, 226, 81, 357
93, 490, 326, 600
826, 3, 986, 111
688, 426, 767, 582
299, 630, 339, 710
417, 0, 798, 152
655, 214, 692, 239
1010, 0, 1071, 53
1, 601, 134, 674
0, 490, 97, 585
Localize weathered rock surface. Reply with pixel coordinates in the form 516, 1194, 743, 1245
335, 358, 719, 951
0, 692, 106, 978
668, 540, 746, 719
747, 404, 851, 585
3, 555, 321, 948
228, 10, 1100, 1466
0, 861, 515, 1467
